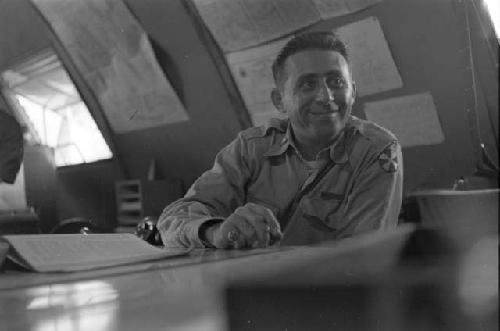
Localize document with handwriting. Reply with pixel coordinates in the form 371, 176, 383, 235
2, 234, 189, 272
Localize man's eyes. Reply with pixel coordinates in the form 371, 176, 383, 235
299, 80, 316, 90
327, 77, 346, 88
297, 77, 346, 90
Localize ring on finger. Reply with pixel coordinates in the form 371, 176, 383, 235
227, 229, 240, 242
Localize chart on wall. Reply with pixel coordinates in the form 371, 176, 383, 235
192, 0, 383, 52
31, 0, 189, 133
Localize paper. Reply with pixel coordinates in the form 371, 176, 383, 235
336, 17, 402, 96
193, 0, 385, 52
227, 39, 289, 126
312, 0, 382, 20
193, 0, 320, 52
2, 233, 189, 272
363, 92, 445, 147
31, 0, 189, 133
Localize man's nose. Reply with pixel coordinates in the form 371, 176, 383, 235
315, 80, 334, 103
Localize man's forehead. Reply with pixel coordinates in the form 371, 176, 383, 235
282, 49, 350, 77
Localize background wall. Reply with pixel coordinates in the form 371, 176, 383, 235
310, 0, 497, 191
0, 0, 497, 229
118, 0, 248, 184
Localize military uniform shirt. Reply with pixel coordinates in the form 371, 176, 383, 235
158, 116, 403, 247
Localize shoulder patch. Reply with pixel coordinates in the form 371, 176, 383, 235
378, 142, 398, 173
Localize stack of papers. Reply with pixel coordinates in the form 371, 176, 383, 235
1, 233, 189, 272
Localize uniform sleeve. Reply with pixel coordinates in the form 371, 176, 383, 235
339, 141, 403, 237
157, 134, 251, 248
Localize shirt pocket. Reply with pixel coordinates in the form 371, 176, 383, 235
299, 192, 346, 232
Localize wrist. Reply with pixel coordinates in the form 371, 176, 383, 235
199, 219, 223, 248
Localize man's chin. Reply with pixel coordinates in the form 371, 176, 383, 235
312, 114, 348, 134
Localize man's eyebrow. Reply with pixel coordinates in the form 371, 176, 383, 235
296, 73, 318, 81
324, 69, 345, 76
297, 70, 345, 80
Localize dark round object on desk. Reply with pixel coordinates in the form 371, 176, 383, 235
135, 216, 162, 246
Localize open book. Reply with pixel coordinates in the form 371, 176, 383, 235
1, 233, 190, 272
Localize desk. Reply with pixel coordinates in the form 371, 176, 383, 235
0, 225, 496, 331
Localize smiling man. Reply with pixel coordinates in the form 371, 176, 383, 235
158, 31, 403, 248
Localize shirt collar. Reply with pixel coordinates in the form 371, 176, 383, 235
263, 116, 359, 164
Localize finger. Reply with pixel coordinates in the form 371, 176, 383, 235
228, 228, 246, 249
245, 203, 283, 239
215, 222, 245, 249
228, 213, 258, 248
235, 207, 270, 247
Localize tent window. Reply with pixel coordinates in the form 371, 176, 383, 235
1, 50, 112, 167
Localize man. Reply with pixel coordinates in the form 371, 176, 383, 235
158, 31, 403, 248
0, 109, 23, 184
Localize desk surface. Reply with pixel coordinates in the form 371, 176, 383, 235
1, 225, 495, 331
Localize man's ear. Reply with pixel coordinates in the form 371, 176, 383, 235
351, 81, 357, 101
271, 88, 286, 113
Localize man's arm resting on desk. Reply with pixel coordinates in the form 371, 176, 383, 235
157, 135, 282, 249
160, 200, 282, 249
200, 203, 282, 249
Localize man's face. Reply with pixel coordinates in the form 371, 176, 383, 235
273, 50, 356, 143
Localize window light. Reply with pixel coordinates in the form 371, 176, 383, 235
1, 50, 112, 167
483, 0, 500, 40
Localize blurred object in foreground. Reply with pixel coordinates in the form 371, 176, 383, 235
225, 228, 498, 331
409, 189, 498, 251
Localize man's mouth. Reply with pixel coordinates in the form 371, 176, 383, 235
309, 103, 341, 115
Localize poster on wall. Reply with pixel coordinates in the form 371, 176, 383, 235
335, 17, 403, 97
312, 0, 382, 20
364, 92, 445, 147
31, 0, 189, 133
192, 0, 383, 52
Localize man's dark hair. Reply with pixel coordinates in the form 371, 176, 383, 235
272, 31, 350, 86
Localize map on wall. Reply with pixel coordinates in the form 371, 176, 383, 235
192, 0, 383, 52
31, 0, 189, 133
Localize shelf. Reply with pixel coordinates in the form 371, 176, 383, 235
115, 179, 183, 226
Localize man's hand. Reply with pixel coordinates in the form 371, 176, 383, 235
204, 203, 283, 249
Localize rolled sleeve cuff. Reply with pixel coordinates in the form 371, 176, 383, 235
183, 217, 225, 248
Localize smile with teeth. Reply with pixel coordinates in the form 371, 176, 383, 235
309, 104, 340, 115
